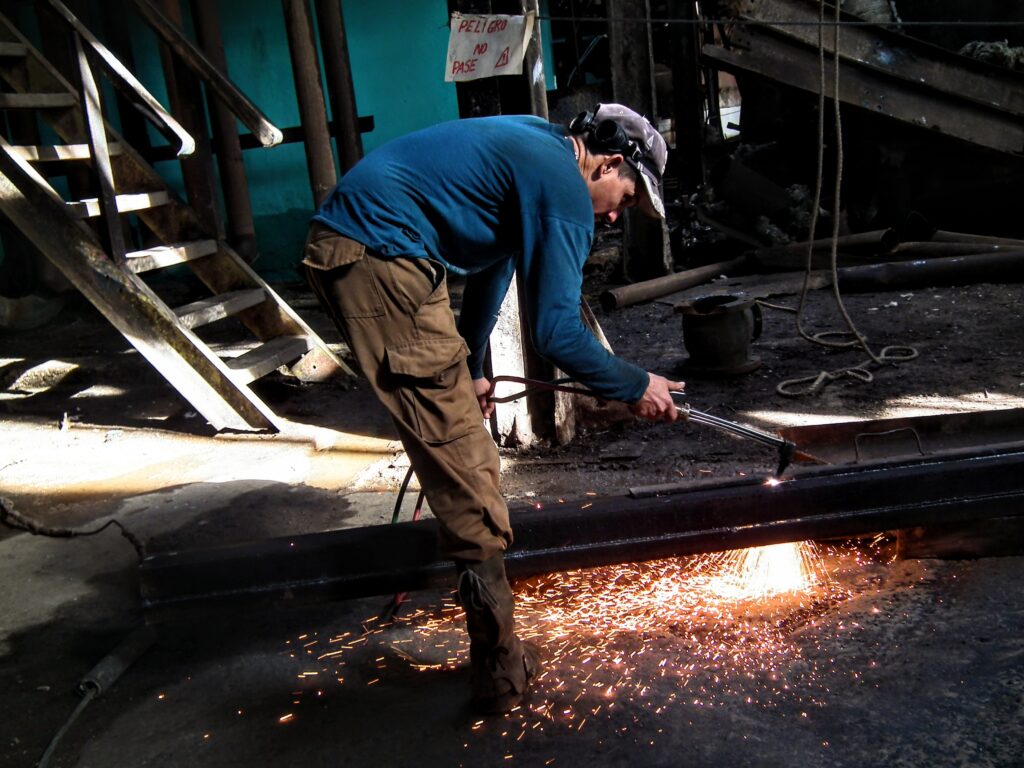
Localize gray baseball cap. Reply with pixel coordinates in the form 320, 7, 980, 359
592, 103, 668, 219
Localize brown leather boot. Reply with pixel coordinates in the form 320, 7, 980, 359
456, 554, 540, 714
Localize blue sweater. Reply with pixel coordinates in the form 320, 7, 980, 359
312, 115, 649, 404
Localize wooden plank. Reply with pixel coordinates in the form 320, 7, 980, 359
0, 92, 76, 108
226, 335, 312, 384
174, 288, 267, 329
0, 42, 27, 57
67, 190, 171, 218
11, 142, 123, 161
77, 34, 127, 261
126, 239, 218, 273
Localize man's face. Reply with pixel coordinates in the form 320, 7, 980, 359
588, 157, 640, 225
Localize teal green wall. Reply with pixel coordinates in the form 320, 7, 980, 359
342, 1, 460, 155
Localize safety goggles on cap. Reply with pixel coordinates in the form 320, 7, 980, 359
569, 103, 668, 219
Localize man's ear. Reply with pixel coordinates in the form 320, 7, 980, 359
601, 154, 625, 175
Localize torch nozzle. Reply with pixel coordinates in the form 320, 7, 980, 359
775, 441, 797, 479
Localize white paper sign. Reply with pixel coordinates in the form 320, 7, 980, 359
444, 12, 535, 83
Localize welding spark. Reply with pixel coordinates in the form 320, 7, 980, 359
708, 542, 822, 600
281, 540, 864, 741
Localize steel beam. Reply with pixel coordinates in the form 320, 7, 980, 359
141, 445, 1024, 617
702, 0, 1024, 155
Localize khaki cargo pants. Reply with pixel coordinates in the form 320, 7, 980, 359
303, 222, 512, 562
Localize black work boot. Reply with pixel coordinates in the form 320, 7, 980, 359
456, 554, 540, 714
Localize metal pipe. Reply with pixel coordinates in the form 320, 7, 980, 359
522, 0, 549, 120
314, 0, 363, 172
139, 446, 1024, 618
192, 0, 258, 262
836, 250, 1024, 291
283, 0, 337, 206
676, 402, 784, 449
931, 230, 1024, 248
889, 242, 1008, 257
156, 0, 222, 237
750, 229, 899, 258
599, 257, 747, 310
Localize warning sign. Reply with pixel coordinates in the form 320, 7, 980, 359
444, 12, 535, 83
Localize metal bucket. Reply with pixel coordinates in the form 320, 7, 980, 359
676, 293, 762, 375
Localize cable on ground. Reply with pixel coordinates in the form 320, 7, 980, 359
0, 496, 145, 560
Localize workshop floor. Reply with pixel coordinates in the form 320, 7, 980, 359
2, 273, 1023, 767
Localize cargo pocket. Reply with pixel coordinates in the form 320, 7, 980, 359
302, 229, 384, 319
386, 337, 475, 444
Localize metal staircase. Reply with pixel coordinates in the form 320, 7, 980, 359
0, 1, 352, 432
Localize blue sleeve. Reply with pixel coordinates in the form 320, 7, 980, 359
457, 258, 517, 379
521, 216, 649, 403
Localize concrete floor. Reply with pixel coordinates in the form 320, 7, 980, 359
2, 287, 1023, 767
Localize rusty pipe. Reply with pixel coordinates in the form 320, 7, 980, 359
836, 250, 1024, 291
750, 229, 899, 258
888, 242, 1010, 257
599, 257, 747, 310
931, 230, 1024, 248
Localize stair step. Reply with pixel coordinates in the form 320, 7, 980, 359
225, 335, 312, 384
0, 92, 76, 109
126, 239, 218, 273
174, 288, 267, 330
0, 42, 28, 57
12, 143, 124, 162
67, 190, 171, 218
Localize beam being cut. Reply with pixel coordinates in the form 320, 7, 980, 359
140, 445, 1024, 618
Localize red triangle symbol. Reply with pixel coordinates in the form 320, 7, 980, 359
495, 46, 511, 68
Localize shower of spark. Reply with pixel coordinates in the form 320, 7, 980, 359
708, 542, 822, 600
274, 538, 868, 746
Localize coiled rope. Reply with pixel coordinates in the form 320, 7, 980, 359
773, 0, 917, 397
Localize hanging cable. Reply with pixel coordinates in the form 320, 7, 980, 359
772, 0, 917, 397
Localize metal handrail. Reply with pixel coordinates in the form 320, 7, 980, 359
35, 0, 196, 158
124, 0, 283, 148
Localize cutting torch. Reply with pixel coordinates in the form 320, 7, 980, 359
486, 375, 810, 478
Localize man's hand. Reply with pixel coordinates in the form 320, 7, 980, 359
630, 372, 685, 422
473, 377, 495, 419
